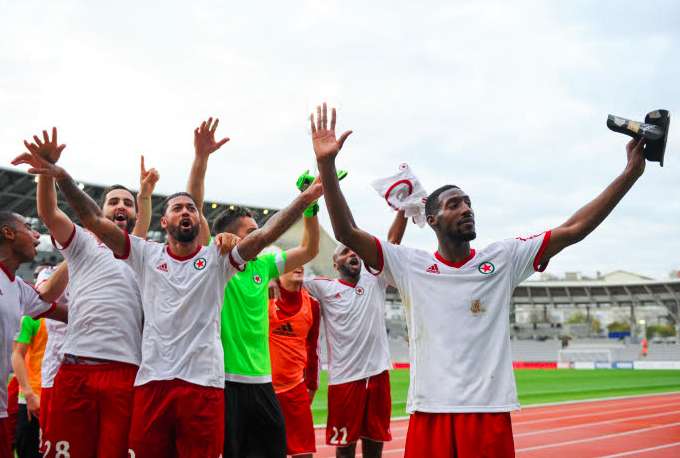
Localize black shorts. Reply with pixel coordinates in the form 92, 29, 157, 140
224, 381, 286, 458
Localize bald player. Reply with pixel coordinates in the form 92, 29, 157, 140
310, 102, 649, 458
304, 209, 405, 458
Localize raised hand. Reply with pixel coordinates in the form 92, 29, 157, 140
625, 137, 646, 178
301, 176, 324, 202
194, 117, 230, 158
23, 127, 66, 164
11, 150, 66, 179
310, 102, 352, 162
139, 155, 160, 197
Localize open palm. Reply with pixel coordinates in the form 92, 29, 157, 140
194, 117, 229, 158
310, 103, 352, 161
24, 127, 66, 164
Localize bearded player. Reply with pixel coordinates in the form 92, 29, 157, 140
187, 119, 323, 458
15, 133, 324, 457
12, 128, 157, 458
310, 103, 649, 458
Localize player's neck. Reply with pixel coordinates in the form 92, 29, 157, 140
0, 249, 19, 279
166, 237, 200, 259
339, 272, 359, 286
436, 238, 472, 264
279, 278, 302, 292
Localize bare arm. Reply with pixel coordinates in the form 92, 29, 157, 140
42, 302, 68, 323
387, 209, 407, 245
539, 138, 646, 265
22, 128, 74, 245
11, 342, 39, 419
131, 155, 159, 238
236, 187, 320, 262
283, 214, 320, 273
37, 175, 75, 246
187, 118, 230, 244
37, 262, 68, 304
311, 103, 381, 269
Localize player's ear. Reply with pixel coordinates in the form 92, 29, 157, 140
0, 225, 16, 241
160, 216, 168, 230
426, 214, 437, 229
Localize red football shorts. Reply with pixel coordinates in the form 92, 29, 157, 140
128, 379, 224, 458
404, 411, 515, 458
0, 418, 12, 458
326, 370, 392, 447
44, 362, 137, 458
276, 382, 316, 455
39, 387, 54, 453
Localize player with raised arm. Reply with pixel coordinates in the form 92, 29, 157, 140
309, 103, 648, 458
187, 119, 323, 458
12, 128, 158, 458
304, 202, 405, 458
14, 132, 323, 457
0, 210, 67, 458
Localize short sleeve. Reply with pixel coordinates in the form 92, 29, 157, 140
215, 244, 245, 281
17, 279, 54, 319
115, 233, 147, 274
259, 252, 286, 282
506, 230, 552, 286
54, 225, 89, 263
373, 238, 412, 288
303, 277, 331, 300
15, 316, 38, 344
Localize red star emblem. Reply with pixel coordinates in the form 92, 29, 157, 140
481, 264, 492, 272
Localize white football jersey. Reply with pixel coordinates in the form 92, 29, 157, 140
56, 225, 143, 365
120, 234, 241, 388
304, 269, 391, 385
34, 267, 68, 389
377, 231, 551, 413
0, 264, 54, 417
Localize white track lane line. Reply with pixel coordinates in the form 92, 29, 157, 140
598, 441, 680, 457
516, 410, 680, 437
514, 401, 680, 426
513, 391, 680, 419
516, 422, 680, 453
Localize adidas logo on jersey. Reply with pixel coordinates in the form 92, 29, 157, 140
273, 322, 295, 336
426, 264, 440, 274
157, 262, 168, 272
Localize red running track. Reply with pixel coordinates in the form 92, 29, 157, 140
313, 392, 680, 457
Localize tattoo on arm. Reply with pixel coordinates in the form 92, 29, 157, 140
56, 173, 102, 224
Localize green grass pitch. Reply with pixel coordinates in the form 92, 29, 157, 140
311, 369, 680, 425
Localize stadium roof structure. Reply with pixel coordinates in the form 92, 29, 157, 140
512, 278, 680, 329
0, 166, 277, 236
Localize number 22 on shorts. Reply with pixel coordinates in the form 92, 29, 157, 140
330, 426, 348, 445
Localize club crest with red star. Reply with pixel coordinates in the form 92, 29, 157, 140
478, 261, 495, 275
193, 258, 207, 270
253, 274, 262, 284
355, 286, 365, 296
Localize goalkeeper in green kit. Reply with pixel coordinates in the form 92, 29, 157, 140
187, 118, 345, 457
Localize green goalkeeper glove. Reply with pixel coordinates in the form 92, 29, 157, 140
296, 169, 348, 217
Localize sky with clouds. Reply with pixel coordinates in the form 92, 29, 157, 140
1, 0, 678, 279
